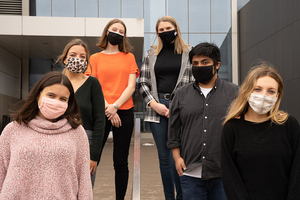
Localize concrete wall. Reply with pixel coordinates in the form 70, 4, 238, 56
0, 46, 21, 130
238, 0, 300, 121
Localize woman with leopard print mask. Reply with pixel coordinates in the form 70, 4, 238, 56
56, 38, 106, 189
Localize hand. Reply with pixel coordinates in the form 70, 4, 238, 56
110, 113, 122, 128
105, 104, 118, 120
174, 157, 186, 176
90, 160, 97, 175
150, 101, 169, 118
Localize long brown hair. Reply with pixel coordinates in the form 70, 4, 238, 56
12, 71, 82, 128
153, 16, 189, 55
97, 19, 131, 53
224, 61, 288, 125
56, 38, 91, 74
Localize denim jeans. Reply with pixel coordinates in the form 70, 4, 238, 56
150, 98, 182, 200
85, 130, 98, 189
179, 176, 227, 200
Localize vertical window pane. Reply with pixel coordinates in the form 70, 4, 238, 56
122, 0, 143, 18
181, 33, 189, 45
189, 0, 210, 33
76, 0, 98, 17
99, 0, 120, 18
52, 0, 75, 17
167, 0, 188, 32
211, 0, 231, 32
143, 33, 157, 57
144, 0, 165, 32
189, 34, 210, 46
211, 33, 232, 81
35, 0, 51, 16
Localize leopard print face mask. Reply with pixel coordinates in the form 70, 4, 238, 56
65, 57, 87, 73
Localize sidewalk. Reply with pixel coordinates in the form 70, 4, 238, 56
93, 133, 164, 200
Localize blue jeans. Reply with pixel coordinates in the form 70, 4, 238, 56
179, 176, 227, 200
150, 98, 182, 200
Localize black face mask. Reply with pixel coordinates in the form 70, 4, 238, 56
158, 30, 177, 45
107, 31, 124, 45
192, 65, 217, 84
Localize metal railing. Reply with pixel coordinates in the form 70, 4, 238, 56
131, 117, 141, 200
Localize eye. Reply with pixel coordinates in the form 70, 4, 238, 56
60, 98, 68, 102
253, 88, 261, 92
48, 94, 55, 98
69, 54, 76, 57
192, 61, 198, 66
268, 90, 276, 94
158, 28, 164, 32
81, 55, 86, 59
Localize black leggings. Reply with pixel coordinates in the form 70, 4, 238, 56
99, 108, 134, 200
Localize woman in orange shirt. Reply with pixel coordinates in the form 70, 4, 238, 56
85, 19, 139, 200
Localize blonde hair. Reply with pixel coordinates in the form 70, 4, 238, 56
153, 16, 189, 55
223, 61, 288, 125
97, 19, 131, 53
56, 38, 91, 74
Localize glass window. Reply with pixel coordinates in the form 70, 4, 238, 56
99, 0, 120, 18
143, 33, 157, 57
211, 33, 232, 81
211, 0, 231, 32
76, 0, 98, 17
122, 0, 143, 18
29, 59, 52, 89
144, 0, 165, 32
52, 0, 75, 17
189, 0, 210, 33
181, 34, 189, 46
35, 0, 51, 16
189, 34, 210, 46
167, 0, 188, 32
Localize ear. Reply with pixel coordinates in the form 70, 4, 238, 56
215, 62, 221, 70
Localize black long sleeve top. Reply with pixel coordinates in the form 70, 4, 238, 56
75, 76, 105, 163
154, 43, 181, 93
221, 115, 300, 200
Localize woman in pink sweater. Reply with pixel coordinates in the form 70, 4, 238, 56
0, 71, 93, 199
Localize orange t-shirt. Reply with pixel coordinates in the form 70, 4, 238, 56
85, 52, 140, 110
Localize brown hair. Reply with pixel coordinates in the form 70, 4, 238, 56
56, 38, 91, 74
12, 71, 82, 129
97, 19, 131, 53
154, 16, 189, 55
224, 61, 288, 125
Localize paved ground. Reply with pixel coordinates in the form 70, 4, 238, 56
93, 133, 165, 200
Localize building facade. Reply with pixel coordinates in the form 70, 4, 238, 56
238, 0, 300, 121
0, 0, 242, 132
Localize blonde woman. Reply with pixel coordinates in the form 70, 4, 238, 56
138, 16, 193, 200
221, 63, 300, 199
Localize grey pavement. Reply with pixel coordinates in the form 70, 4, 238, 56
93, 133, 165, 200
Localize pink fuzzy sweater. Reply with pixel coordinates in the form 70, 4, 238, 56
0, 116, 93, 199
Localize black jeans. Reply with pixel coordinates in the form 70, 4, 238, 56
99, 108, 134, 200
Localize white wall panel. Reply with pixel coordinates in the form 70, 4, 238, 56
0, 16, 22, 35
23, 16, 85, 36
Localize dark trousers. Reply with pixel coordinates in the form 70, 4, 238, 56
179, 176, 227, 200
99, 108, 134, 200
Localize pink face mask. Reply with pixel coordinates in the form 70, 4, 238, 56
39, 97, 68, 119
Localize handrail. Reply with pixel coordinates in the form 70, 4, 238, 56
131, 117, 141, 200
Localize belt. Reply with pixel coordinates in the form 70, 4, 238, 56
158, 93, 171, 101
